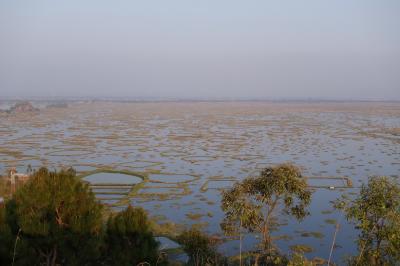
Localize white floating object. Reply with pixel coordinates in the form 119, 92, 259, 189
329, 186, 335, 190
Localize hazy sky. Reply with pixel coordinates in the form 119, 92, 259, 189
1, 1, 399, 100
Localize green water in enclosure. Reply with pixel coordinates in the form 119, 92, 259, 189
83, 172, 142, 185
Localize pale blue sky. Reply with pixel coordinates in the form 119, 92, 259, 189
1, 1, 399, 99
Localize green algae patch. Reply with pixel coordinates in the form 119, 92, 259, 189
185, 212, 204, 221
321, 209, 334, 215
324, 219, 337, 225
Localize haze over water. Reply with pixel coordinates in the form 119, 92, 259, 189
1, 0, 400, 100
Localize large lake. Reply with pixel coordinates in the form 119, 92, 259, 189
1, 101, 399, 263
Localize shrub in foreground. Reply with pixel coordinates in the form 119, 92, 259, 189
177, 228, 227, 266
103, 205, 164, 266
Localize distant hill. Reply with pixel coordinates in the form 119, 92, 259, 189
6, 101, 40, 114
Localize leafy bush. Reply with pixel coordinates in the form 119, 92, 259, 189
103, 205, 164, 266
177, 228, 226, 266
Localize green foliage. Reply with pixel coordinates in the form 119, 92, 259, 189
103, 205, 163, 266
221, 164, 312, 258
221, 175, 261, 266
250, 253, 289, 266
6, 167, 104, 266
0, 205, 13, 265
287, 253, 315, 266
177, 228, 225, 266
221, 181, 259, 235
335, 176, 400, 265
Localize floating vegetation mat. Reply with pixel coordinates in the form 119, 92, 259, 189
201, 177, 237, 192
136, 184, 191, 200
46, 149, 93, 157
117, 160, 163, 169
149, 173, 199, 184
182, 155, 217, 163
1, 101, 400, 261
307, 176, 353, 189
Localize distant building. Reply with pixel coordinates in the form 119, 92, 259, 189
8, 168, 30, 193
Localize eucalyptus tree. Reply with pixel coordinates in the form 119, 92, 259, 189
221, 164, 312, 262
334, 176, 400, 266
221, 180, 259, 266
